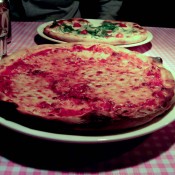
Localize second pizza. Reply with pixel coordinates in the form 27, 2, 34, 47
43, 18, 150, 45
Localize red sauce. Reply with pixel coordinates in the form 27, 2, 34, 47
38, 101, 51, 109
57, 20, 65, 25
71, 44, 113, 54
116, 33, 124, 38
146, 68, 162, 87
98, 100, 115, 111
2, 59, 34, 75
53, 108, 89, 117
143, 99, 156, 106
148, 79, 162, 87
80, 30, 88, 34
72, 44, 86, 52
147, 69, 161, 78
73, 22, 81, 27
76, 18, 89, 23
0, 76, 13, 96
29, 49, 52, 57
96, 71, 103, 75
153, 91, 165, 98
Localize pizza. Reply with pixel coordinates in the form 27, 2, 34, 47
43, 18, 149, 45
0, 43, 174, 131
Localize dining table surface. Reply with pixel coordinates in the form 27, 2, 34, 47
0, 21, 175, 175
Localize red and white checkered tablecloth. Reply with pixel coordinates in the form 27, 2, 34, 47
0, 22, 175, 175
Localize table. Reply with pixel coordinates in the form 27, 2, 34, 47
0, 22, 175, 175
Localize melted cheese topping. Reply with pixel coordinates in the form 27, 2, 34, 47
0, 44, 174, 122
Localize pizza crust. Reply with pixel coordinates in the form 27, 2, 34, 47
0, 43, 174, 131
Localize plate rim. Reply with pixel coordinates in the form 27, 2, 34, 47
0, 105, 174, 144
36, 19, 153, 48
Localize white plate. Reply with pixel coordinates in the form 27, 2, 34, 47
0, 104, 174, 144
37, 20, 153, 48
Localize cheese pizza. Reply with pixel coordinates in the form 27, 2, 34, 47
0, 43, 174, 131
43, 18, 149, 45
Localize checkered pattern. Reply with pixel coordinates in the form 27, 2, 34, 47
0, 22, 175, 175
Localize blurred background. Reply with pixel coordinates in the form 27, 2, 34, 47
80, 0, 175, 28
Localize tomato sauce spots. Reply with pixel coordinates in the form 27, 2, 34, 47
68, 84, 90, 99
80, 30, 88, 34
143, 99, 156, 106
147, 69, 161, 78
118, 23, 127, 27
153, 91, 165, 98
116, 33, 124, 38
53, 108, 88, 117
0, 76, 13, 96
2, 59, 34, 76
99, 100, 115, 111
57, 20, 64, 24
73, 22, 81, 27
29, 49, 53, 57
38, 101, 51, 109
96, 71, 103, 75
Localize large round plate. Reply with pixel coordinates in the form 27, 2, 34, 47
37, 19, 153, 48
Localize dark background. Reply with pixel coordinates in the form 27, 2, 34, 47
80, 0, 175, 28
118, 0, 175, 27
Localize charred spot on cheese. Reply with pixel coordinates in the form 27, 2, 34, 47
152, 57, 163, 64
50, 19, 59, 28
